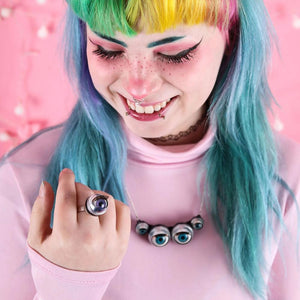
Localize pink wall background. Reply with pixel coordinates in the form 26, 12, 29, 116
0, 0, 299, 158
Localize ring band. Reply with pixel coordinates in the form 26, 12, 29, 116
77, 194, 109, 216
77, 206, 85, 213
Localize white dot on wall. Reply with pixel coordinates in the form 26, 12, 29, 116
0, 132, 11, 142
0, 7, 12, 18
37, 25, 49, 39
273, 118, 284, 132
36, 0, 47, 4
14, 104, 25, 116
293, 15, 300, 29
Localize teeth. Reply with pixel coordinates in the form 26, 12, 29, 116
145, 106, 154, 114
135, 105, 145, 113
154, 104, 161, 111
127, 99, 135, 110
127, 97, 175, 114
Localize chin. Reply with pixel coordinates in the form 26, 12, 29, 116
124, 119, 174, 139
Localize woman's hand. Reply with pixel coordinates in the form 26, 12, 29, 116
27, 168, 131, 272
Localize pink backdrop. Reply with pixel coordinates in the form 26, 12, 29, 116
0, 0, 299, 157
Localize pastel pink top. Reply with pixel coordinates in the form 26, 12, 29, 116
0, 124, 299, 299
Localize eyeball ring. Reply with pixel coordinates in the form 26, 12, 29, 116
136, 221, 150, 235
85, 194, 108, 216
190, 215, 204, 230
171, 224, 194, 245
148, 225, 171, 247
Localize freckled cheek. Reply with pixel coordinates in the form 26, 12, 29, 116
157, 55, 203, 89
87, 53, 126, 87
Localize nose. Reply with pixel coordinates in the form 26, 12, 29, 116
124, 73, 163, 100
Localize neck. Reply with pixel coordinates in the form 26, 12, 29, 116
145, 113, 209, 146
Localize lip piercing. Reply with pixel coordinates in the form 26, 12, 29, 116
126, 111, 131, 116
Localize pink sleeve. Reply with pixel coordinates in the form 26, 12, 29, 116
0, 161, 36, 299
0, 159, 118, 299
268, 191, 300, 299
27, 244, 119, 300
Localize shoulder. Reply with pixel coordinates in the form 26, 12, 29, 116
0, 125, 64, 217
274, 132, 300, 183
273, 131, 300, 213
1, 124, 64, 167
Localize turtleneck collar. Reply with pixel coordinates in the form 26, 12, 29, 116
121, 120, 216, 165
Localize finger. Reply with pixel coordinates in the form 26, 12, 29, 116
75, 182, 100, 227
27, 181, 55, 247
115, 200, 131, 239
53, 168, 77, 231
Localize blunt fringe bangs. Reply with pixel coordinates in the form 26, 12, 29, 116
67, 0, 238, 37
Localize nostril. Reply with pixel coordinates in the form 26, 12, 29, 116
125, 79, 149, 99
125, 76, 162, 100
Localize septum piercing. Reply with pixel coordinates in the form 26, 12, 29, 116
133, 98, 145, 104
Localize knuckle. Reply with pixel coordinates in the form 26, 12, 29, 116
60, 190, 76, 203
79, 230, 98, 246
119, 203, 131, 217
117, 236, 129, 254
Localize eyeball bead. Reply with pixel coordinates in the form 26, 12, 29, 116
190, 215, 204, 230
148, 225, 171, 247
136, 221, 150, 235
85, 194, 108, 216
171, 224, 194, 245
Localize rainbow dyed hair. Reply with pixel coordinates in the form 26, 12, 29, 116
45, 1, 288, 298
69, 0, 238, 38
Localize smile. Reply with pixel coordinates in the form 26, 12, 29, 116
120, 95, 178, 121
127, 98, 172, 114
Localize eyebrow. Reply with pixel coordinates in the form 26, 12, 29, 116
147, 36, 186, 48
94, 32, 186, 48
96, 33, 128, 47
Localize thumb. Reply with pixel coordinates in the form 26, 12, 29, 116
27, 181, 55, 247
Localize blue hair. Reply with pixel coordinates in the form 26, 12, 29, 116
46, 14, 127, 203
203, 1, 282, 297
45, 1, 291, 298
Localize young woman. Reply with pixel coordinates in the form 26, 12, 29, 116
0, 0, 299, 299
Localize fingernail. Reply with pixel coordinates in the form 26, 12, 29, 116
60, 168, 73, 178
62, 168, 73, 174
39, 181, 45, 198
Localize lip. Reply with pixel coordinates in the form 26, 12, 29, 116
120, 95, 178, 121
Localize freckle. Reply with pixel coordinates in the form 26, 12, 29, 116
162, 68, 165, 71
169, 73, 172, 76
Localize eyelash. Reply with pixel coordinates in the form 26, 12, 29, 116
157, 52, 194, 64
92, 45, 124, 60
92, 44, 195, 64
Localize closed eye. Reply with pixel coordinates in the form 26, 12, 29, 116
90, 39, 124, 60
157, 39, 202, 64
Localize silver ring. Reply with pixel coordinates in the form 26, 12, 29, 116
77, 194, 108, 216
